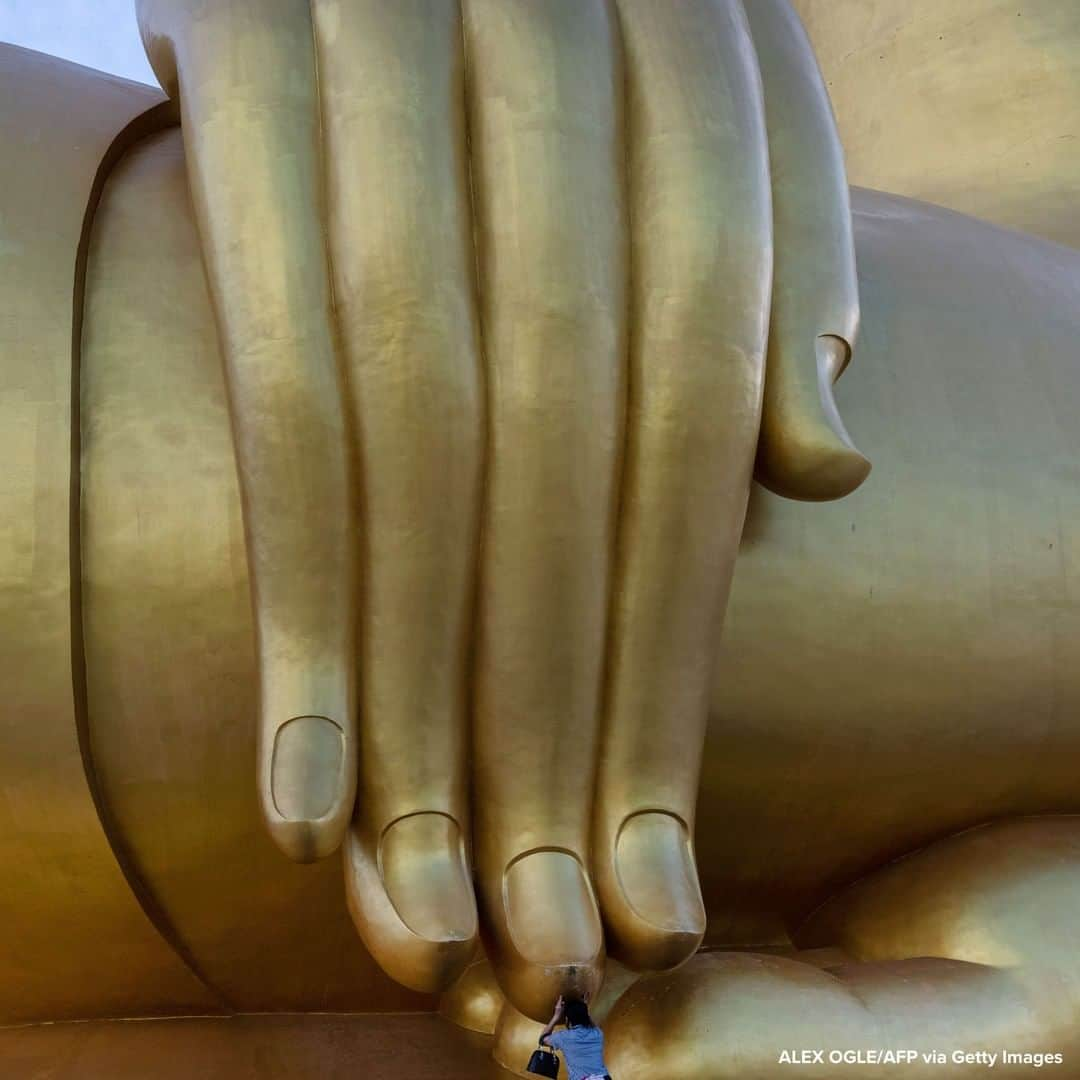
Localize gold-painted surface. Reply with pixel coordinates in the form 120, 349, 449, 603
793, 0, 1080, 249
115, 0, 868, 1019
439, 957, 505, 1036
588, 958, 640, 1025
604, 818, 1080, 1077
702, 187, 1080, 947
79, 124, 428, 1013
0, 43, 219, 1023
0, 1014, 505, 1080
462, 0, 624, 1017
744, 0, 869, 501
5, 0, 1080, 1071
439, 951, 637, 1073
309, 0, 483, 994
71, 157, 1080, 1046
491, 1000, 547, 1078
137, 0, 359, 865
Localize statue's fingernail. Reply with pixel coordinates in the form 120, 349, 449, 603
615, 812, 706, 938
381, 813, 477, 943
270, 714, 345, 821
505, 850, 603, 967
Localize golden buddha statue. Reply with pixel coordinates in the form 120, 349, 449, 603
1, 1, 1079, 1076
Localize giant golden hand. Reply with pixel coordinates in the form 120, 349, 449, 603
447, 817, 1080, 1077
133, 0, 868, 1018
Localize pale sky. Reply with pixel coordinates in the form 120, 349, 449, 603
0, 0, 157, 86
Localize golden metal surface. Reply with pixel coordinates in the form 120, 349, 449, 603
744, 0, 869, 502
312, 0, 483, 996
122, 0, 866, 1020
454, 954, 640, 1076
793, 0, 1080, 248
80, 120, 428, 1013
438, 957, 505, 1036
0, 1014, 504, 1079
139, 0, 359, 866
4, 0, 1080, 1074
492, 999, 547, 1077
0, 43, 219, 1023
463, 0, 623, 1016
602, 818, 1080, 1077
702, 185, 1080, 950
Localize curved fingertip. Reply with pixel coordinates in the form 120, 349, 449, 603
262, 815, 346, 864
439, 956, 505, 1035
589, 958, 642, 1024
344, 814, 478, 994
482, 849, 605, 1021
489, 960, 636, 1072
745, 0, 869, 505
380, 814, 478, 947
756, 335, 871, 502
756, 424, 871, 502
492, 1000, 547, 1076
596, 812, 706, 973
260, 713, 354, 862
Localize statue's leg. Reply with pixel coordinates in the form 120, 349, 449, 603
463, 0, 626, 1019
603, 817, 1080, 1077
136, 0, 357, 862
590, 0, 771, 973
310, 0, 483, 994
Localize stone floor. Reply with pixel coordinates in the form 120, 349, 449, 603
0, 1013, 512, 1078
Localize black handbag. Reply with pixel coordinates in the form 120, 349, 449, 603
525, 1042, 560, 1078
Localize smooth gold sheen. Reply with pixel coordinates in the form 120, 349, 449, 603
271, 716, 345, 821
312, 0, 484, 995
614, 812, 704, 937
604, 819, 1080, 1078
79, 119, 426, 1013
793, 0, 1080, 248
438, 958, 505, 1036
0, 41, 219, 1024
138, 0, 360, 866
3, 0, 1080, 1076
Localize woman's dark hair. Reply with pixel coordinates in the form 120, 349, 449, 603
562, 997, 595, 1029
